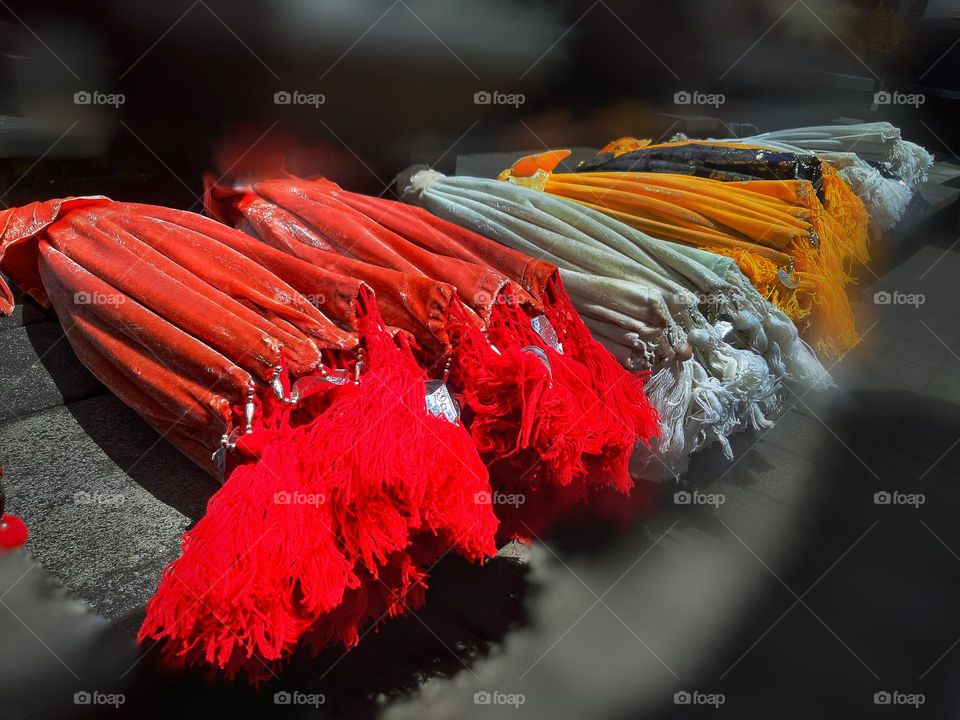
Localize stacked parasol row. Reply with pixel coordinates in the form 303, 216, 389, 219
0, 122, 932, 680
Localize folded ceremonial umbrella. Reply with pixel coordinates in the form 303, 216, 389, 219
497, 148, 866, 358
579, 138, 871, 269
399, 170, 831, 477
703, 122, 934, 236
206, 175, 660, 534
720, 122, 933, 185
0, 198, 498, 681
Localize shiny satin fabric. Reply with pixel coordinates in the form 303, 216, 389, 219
0, 198, 375, 476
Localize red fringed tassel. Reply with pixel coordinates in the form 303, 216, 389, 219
445, 291, 653, 539
542, 275, 660, 450
447, 299, 571, 464
138, 306, 498, 682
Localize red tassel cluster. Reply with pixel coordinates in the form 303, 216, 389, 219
139, 307, 496, 681
0, 182, 659, 682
